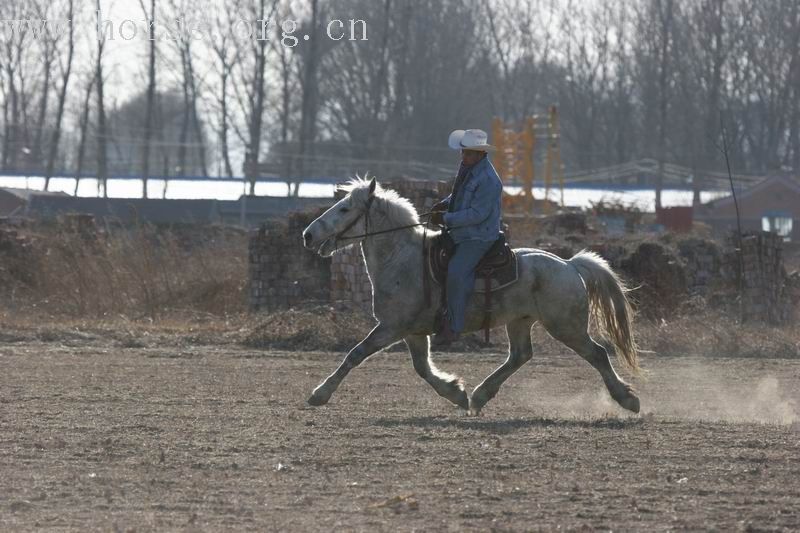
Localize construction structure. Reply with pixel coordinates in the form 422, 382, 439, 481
492, 105, 564, 215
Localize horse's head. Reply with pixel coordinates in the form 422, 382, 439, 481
303, 176, 377, 257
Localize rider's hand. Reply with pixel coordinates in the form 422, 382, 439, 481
430, 211, 446, 226
432, 200, 448, 212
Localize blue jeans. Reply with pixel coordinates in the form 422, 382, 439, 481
446, 239, 496, 333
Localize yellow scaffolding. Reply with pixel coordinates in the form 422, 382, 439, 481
492, 106, 563, 214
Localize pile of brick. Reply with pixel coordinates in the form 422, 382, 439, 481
0, 221, 38, 289
331, 247, 372, 308
738, 231, 791, 324
620, 241, 688, 314
676, 238, 724, 295
248, 209, 330, 311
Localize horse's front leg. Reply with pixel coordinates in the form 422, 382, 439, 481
307, 323, 401, 406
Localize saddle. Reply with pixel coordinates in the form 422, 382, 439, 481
425, 232, 519, 344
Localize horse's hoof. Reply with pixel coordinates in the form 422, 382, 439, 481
454, 391, 470, 411
468, 390, 489, 414
619, 394, 640, 413
307, 392, 329, 406
467, 407, 482, 417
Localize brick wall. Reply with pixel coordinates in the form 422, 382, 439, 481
738, 231, 791, 324
677, 238, 724, 294
248, 209, 330, 311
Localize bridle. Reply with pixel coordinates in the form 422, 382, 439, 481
326, 194, 436, 250
324, 194, 438, 308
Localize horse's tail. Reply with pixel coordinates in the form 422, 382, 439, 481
568, 250, 639, 374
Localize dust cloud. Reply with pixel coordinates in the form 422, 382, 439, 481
525, 357, 799, 426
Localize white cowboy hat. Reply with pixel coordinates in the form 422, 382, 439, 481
448, 128, 496, 152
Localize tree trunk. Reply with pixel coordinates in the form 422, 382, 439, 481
185, 49, 207, 177
177, 47, 190, 177
786, 2, 800, 172
140, 0, 157, 198
45, 0, 75, 191
277, 36, 293, 194
246, 0, 270, 196
655, 0, 674, 211
297, 0, 320, 190
95, 0, 109, 198
34, 44, 54, 176
220, 70, 234, 178
74, 73, 97, 195
1, 73, 10, 168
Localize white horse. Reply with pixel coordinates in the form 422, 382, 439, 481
301, 177, 640, 415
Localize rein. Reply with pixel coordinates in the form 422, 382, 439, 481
333, 202, 437, 241
326, 195, 443, 315
339, 219, 433, 239
328, 199, 439, 310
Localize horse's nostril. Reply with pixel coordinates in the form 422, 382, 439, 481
303, 231, 312, 246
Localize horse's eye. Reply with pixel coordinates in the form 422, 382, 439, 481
340, 207, 349, 213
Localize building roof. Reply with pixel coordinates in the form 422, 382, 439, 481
703, 174, 800, 209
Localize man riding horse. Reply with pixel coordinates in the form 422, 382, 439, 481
301, 130, 640, 415
429, 128, 503, 347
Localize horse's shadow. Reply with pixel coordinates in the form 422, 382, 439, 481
373, 414, 643, 433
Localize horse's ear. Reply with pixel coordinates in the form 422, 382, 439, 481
368, 177, 377, 195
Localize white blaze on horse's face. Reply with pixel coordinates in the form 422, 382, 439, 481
302, 180, 375, 257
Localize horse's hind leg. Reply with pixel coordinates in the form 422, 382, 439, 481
544, 322, 640, 413
469, 317, 535, 416
405, 335, 469, 410
308, 323, 400, 406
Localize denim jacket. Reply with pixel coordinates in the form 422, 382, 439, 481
440, 156, 503, 243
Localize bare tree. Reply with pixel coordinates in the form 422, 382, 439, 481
238, 0, 278, 195
1, 2, 30, 170
273, 8, 299, 193
95, 0, 109, 197
207, 4, 240, 179
611, 0, 635, 166
632, 0, 678, 206
31, 1, 58, 171
729, 1, 796, 172
655, 0, 675, 210
74, 71, 98, 195
139, 0, 157, 198
560, 0, 613, 170
787, 0, 800, 172
317, 0, 484, 174
44, 0, 75, 191
297, 0, 320, 181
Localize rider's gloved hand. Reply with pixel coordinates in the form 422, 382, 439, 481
432, 199, 449, 212
430, 211, 446, 226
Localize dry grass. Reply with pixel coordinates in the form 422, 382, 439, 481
637, 309, 800, 359
3, 223, 247, 319
240, 304, 378, 351
2, 302, 797, 360
2, 221, 797, 359
239, 304, 502, 352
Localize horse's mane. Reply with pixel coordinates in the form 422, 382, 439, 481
337, 177, 420, 227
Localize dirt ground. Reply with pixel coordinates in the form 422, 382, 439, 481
2, 332, 799, 531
